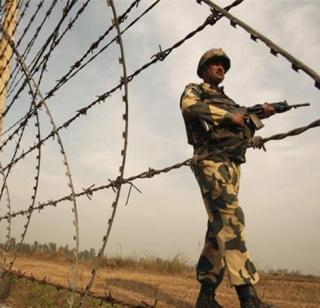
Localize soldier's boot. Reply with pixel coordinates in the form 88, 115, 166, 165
235, 285, 278, 308
195, 283, 222, 308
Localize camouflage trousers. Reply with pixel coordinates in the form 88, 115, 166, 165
192, 158, 259, 287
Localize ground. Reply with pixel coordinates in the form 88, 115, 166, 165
2, 256, 320, 307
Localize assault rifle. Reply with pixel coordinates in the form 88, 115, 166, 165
242, 101, 310, 130
201, 101, 310, 132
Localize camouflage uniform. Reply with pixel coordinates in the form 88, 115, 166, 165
180, 82, 259, 288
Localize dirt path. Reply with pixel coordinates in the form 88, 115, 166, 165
11, 257, 320, 307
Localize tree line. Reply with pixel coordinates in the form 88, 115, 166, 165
0, 238, 96, 261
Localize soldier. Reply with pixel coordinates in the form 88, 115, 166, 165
180, 48, 277, 308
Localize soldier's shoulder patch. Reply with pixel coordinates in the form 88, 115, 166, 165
184, 83, 201, 96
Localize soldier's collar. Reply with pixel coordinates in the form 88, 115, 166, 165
201, 82, 224, 93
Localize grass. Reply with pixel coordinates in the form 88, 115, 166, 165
15, 251, 193, 274
4, 276, 119, 308
100, 254, 193, 274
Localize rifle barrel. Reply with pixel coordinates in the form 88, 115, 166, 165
291, 103, 310, 108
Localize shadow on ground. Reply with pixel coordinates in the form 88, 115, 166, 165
105, 278, 193, 307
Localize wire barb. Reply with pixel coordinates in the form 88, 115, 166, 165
151, 45, 166, 61
125, 182, 142, 205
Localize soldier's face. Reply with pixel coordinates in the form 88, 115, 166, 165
204, 62, 225, 85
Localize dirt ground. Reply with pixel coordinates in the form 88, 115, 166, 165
7, 257, 320, 307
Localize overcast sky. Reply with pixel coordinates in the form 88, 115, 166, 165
1, 0, 320, 275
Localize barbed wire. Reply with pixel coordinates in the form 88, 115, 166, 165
1, 0, 81, 119
0, 0, 45, 93
4, 5, 99, 293
1, 0, 153, 138
0, 0, 241, 171
79, 0, 130, 305
0, 97, 41, 292
0, 0, 24, 60
15, 0, 44, 49
35, 0, 93, 95
199, 0, 320, 89
1, 0, 86, 132
0, 161, 11, 264
0, 0, 319, 307
0, 26, 44, 289
46, 0, 150, 98
0, 3, 243, 306
1, 117, 319, 223
0, 1, 149, 305
4, 269, 154, 307
0, 22, 80, 304
0, 0, 19, 131
4, 0, 59, 100
0, 0, 30, 101
0, 0, 317, 257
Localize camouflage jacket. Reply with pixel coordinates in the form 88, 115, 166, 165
180, 82, 255, 164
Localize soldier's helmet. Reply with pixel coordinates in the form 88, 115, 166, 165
197, 48, 231, 78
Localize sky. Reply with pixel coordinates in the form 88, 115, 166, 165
0, 0, 320, 276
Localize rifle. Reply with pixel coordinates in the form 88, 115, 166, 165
243, 101, 311, 130
200, 101, 310, 132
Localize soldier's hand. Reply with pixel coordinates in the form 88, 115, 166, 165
231, 113, 247, 127
251, 136, 267, 151
262, 102, 275, 118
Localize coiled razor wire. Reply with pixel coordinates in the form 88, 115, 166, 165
0, 0, 318, 306
0, 0, 80, 124
1, 0, 152, 139
2, 126, 318, 308
0, 0, 46, 100
0, 161, 11, 267
79, 0, 130, 306
0, 2, 85, 297
0, 92, 42, 293
4, 0, 59, 101
0, 0, 243, 172
0, 2, 93, 296
2, 0, 87, 121
1, 117, 319, 224
0, 23, 43, 289
0, 24, 80, 306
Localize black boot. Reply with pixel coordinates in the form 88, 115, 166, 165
195, 283, 222, 308
235, 285, 278, 308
